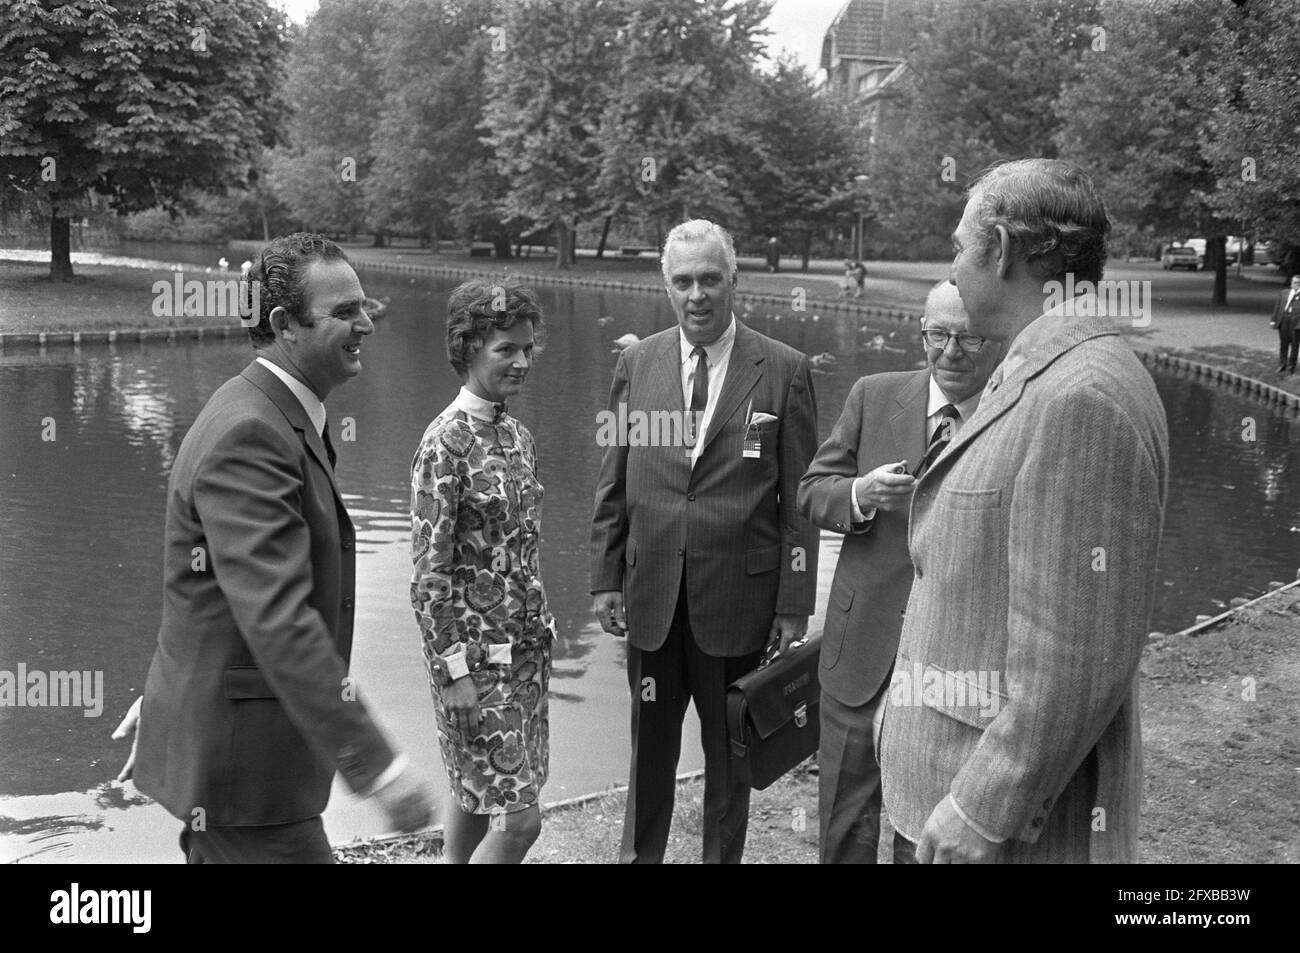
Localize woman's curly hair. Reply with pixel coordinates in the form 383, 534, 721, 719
446, 280, 545, 375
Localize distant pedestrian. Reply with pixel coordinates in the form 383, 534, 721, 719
766, 235, 781, 273
850, 260, 867, 297
1270, 274, 1300, 374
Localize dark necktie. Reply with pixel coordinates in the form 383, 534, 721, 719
916, 403, 959, 477
688, 345, 708, 444
321, 418, 337, 470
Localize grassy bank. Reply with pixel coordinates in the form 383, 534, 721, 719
334, 583, 1300, 864
0, 261, 218, 334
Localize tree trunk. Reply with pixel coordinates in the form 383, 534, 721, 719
372, 229, 387, 248
596, 213, 614, 260
554, 221, 573, 269
50, 206, 74, 281
801, 232, 812, 272
1209, 235, 1227, 306
492, 233, 513, 259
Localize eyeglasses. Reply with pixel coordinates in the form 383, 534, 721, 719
920, 328, 988, 353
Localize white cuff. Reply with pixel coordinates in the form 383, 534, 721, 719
444, 650, 471, 681
850, 477, 877, 526
946, 793, 1005, 843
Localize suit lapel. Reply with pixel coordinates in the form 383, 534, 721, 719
701, 321, 762, 453
241, 361, 343, 502
652, 332, 684, 411
890, 370, 930, 472
920, 313, 1122, 482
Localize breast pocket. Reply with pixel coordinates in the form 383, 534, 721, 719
937, 487, 1001, 510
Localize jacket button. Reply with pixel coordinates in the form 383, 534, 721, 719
341, 538, 354, 550
1031, 816, 1044, 828
678, 547, 685, 556
835, 523, 845, 531
1042, 799, 1052, 810
342, 597, 354, 611
687, 492, 696, 501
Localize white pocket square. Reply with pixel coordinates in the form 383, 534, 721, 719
750, 412, 778, 425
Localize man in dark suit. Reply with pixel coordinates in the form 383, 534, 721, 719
590, 219, 819, 863
798, 282, 1003, 863
1270, 274, 1300, 373
116, 233, 433, 863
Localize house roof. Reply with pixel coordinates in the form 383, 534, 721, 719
821, 0, 916, 71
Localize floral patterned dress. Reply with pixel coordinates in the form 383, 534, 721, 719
410, 389, 557, 815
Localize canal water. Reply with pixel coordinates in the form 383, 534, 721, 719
1, 257, 1297, 861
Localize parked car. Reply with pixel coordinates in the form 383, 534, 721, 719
1162, 246, 1200, 271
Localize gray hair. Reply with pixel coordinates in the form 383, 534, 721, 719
924, 279, 964, 316
661, 219, 737, 282
968, 158, 1110, 284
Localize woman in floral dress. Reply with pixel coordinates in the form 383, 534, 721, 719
410, 280, 556, 863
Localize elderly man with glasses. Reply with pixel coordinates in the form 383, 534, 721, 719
797, 279, 1003, 863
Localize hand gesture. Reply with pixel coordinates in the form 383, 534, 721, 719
916, 795, 1003, 864
111, 696, 143, 782
764, 613, 808, 658
592, 590, 627, 637
442, 675, 482, 737
372, 763, 436, 834
854, 461, 916, 513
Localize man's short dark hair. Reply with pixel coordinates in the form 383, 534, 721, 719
244, 233, 351, 347
445, 279, 545, 376
969, 159, 1111, 284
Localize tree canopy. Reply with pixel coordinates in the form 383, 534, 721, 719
0, 0, 289, 277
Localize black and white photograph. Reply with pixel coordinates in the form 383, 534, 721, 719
0, 0, 1296, 903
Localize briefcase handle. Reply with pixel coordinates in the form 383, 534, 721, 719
757, 636, 809, 670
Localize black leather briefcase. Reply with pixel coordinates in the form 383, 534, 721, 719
726, 635, 821, 791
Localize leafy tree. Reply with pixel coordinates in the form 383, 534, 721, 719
1201, 0, 1300, 277
365, 0, 518, 253
270, 0, 387, 243
1056, 0, 1235, 302
482, 0, 630, 268
0, 0, 289, 278
729, 56, 861, 270
591, 0, 771, 247
862, 0, 1099, 257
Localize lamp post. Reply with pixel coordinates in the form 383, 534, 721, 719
852, 173, 869, 261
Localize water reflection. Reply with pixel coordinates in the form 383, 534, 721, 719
1, 267, 1296, 860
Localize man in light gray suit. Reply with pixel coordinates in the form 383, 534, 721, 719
798, 282, 1002, 863
881, 158, 1169, 863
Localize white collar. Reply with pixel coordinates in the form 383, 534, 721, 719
453, 386, 504, 423
927, 372, 982, 422
256, 356, 326, 435
679, 315, 737, 365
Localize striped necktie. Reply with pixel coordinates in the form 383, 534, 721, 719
916, 403, 959, 477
